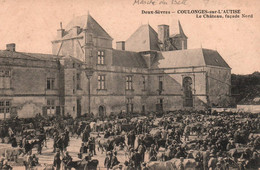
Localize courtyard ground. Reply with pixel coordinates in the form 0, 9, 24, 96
8, 136, 127, 170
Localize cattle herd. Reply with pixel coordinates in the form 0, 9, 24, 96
0, 110, 259, 170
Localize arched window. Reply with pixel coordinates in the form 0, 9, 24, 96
183, 77, 193, 107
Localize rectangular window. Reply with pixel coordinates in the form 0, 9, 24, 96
47, 78, 55, 90
0, 100, 11, 114
77, 73, 81, 89
0, 70, 10, 77
0, 69, 11, 89
126, 76, 133, 90
97, 51, 105, 65
0, 108, 4, 113
98, 75, 106, 90
47, 99, 55, 106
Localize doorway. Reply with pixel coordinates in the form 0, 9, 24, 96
183, 77, 193, 107
77, 99, 81, 117
98, 105, 105, 117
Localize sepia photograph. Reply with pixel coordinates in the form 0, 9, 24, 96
0, 0, 259, 169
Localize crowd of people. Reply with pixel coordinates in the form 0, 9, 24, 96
0, 110, 259, 170
94, 111, 260, 170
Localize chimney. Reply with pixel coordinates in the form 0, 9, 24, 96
73, 26, 80, 36
57, 29, 65, 38
158, 25, 169, 43
116, 41, 125, 50
57, 22, 65, 39
6, 43, 15, 52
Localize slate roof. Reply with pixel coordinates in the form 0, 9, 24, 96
0, 50, 60, 61
112, 49, 147, 68
158, 48, 230, 68
202, 49, 230, 68
64, 14, 112, 39
125, 24, 160, 52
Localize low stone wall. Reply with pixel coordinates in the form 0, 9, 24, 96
212, 105, 260, 113
237, 105, 260, 113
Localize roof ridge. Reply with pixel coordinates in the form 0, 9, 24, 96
112, 49, 139, 53
146, 25, 151, 52
178, 20, 187, 38
20, 51, 61, 56
200, 48, 207, 66
148, 24, 158, 50
15, 51, 45, 61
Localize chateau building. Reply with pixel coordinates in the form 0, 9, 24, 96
0, 14, 231, 119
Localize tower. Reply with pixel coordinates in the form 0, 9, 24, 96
158, 25, 169, 44
178, 20, 188, 50
170, 21, 188, 50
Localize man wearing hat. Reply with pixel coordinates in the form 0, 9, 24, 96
208, 153, 217, 170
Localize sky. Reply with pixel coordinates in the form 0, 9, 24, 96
0, 0, 259, 74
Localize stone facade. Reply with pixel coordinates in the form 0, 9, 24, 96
0, 14, 231, 119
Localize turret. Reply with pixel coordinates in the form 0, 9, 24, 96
170, 21, 188, 50
158, 25, 169, 44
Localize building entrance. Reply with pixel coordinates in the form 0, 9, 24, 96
98, 105, 105, 117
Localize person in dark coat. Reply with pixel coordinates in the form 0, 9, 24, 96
53, 150, 61, 170
64, 129, 70, 149
88, 137, 96, 155
56, 135, 64, 152
131, 150, 142, 170
80, 143, 88, 153
10, 135, 17, 147
110, 151, 120, 169
37, 140, 43, 154
104, 151, 112, 170
62, 151, 72, 170
82, 129, 89, 143
53, 133, 59, 153
24, 140, 32, 155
